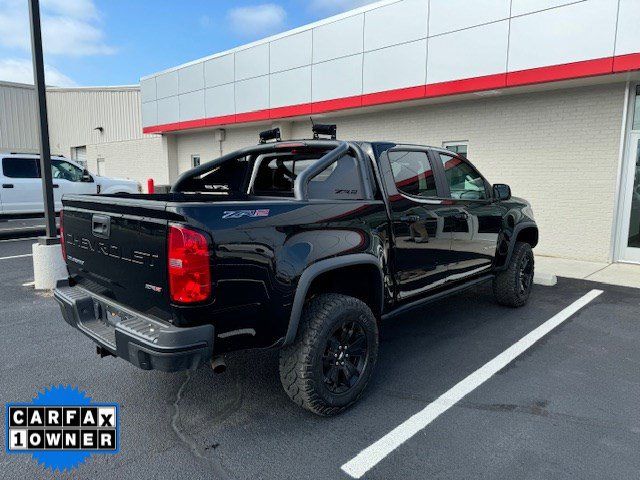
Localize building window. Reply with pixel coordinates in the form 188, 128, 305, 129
443, 142, 468, 158
633, 85, 640, 131
191, 155, 201, 168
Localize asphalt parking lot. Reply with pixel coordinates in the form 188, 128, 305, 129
0, 217, 57, 240
1, 236, 639, 479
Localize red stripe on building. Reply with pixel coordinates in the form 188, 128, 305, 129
613, 52, 640, 73
143, 121, 182, 134
269, 103, 313, 119
506, 57, 613, 87
143, 53, 639, 134
425, 73, 506, 97
312, 95, 362, 114
235, 109, 270, 123
361, 85, 425, 107
179, 118, 207, 130
205, 114, 236, 127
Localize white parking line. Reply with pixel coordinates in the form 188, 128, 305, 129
0, 254, 32, 261
0, 237, 38, 243
341, 289, 604, 479
0, 225, 45, 231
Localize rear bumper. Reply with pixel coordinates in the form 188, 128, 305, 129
54, 280, 214, 372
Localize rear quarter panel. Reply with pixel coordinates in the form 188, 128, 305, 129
172, 199, 390, 352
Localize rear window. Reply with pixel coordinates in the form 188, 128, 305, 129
252, 153, 362, 199
2, 158, 40, 178
179, 157, 251, 194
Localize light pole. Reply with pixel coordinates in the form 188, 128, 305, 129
28, 0, 58, 245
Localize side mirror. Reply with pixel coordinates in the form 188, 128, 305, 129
82, 170, 93, 183
493, 183, 511, 201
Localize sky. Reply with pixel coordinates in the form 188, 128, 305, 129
0, 0, 376, 87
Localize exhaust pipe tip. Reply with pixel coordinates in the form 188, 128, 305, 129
210, 356, 227, 374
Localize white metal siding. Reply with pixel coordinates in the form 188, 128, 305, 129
0, 82, 39, 153
615, 0, 640, 56
140, 0, 639, 129
46, 87, 149, 156
508, 0, 618, 72
363, 40, 427, 94
427, 21, 509, 84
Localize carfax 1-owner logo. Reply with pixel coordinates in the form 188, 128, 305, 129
5, 384, 119, 472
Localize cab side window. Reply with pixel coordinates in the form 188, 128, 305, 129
388, 151, 438, 198
437, 153, 487, 200
51, 160, 84, 182
2, 158, 40, 178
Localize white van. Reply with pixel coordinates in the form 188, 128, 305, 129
0, 153, 141, 215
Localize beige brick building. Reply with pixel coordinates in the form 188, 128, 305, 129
156, 81, 634, 264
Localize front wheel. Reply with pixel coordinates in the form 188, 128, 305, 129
279, 294, 379, 416
493, 241, 534, 307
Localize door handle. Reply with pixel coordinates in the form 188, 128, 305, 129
52, 184, 59, 188
2, 184, 14, 188
400, 215, 420, 222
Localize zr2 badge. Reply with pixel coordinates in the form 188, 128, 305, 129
222, 209, 270, 219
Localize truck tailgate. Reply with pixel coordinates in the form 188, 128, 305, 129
62, 195, 172, 321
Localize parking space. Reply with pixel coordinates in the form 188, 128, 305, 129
1, 238, 639, 479
0, 217, 57, 240
0, 237, 37, 260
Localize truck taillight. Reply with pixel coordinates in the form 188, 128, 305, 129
167, 224, 211, 303
59, 210, 66, 261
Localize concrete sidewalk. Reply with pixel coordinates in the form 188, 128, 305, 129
536, 255, 640, 289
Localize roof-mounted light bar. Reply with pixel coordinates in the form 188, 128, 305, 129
259, 127, 281, 144
312, 123, 337, 140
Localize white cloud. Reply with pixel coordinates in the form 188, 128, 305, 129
0, 58, 77, 87
309, 0, 377, 13
0, 0, 114, 57
42, 0, 99, 20
227, 4, 287, 37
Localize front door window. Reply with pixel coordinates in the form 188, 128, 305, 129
437, 153, 487, 200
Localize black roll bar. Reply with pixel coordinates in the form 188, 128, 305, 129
171, 139, 374, 201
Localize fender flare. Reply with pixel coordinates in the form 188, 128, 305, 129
498, 221, 538, 271
283, 254, 384, 346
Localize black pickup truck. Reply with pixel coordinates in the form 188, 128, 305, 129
54, 127, 538, 416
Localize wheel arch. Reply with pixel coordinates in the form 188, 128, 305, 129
283, 254, 384, 346
496, 221, 538, 271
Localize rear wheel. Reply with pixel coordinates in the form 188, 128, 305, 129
279, 294, 379, 416
493, 241, 534, 307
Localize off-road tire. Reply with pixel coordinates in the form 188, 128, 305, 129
493, 241, 534, 307
279, 293, 379, 416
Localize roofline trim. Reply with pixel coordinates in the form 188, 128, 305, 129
0, 80, 139, 92
142, 52, 640, 134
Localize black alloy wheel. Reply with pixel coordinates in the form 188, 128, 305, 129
519, 253, 534, 294
322, 320, 369, 394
